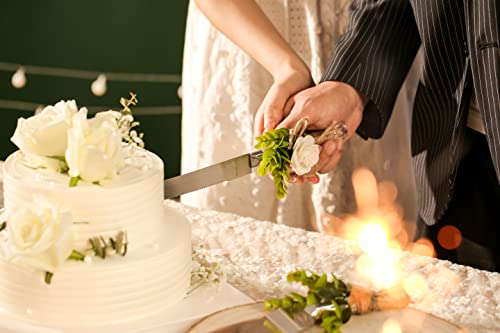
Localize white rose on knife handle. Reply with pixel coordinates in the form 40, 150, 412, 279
291, 135, 320, 176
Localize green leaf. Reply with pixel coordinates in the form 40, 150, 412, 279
68, 250, 85, 261
306, 292, 319, 306
47, 155, 66, 162
69, 176, 80, 187
330, 299, 343, 320
315, 273, 328, 289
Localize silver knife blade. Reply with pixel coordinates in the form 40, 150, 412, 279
164, 150, 263, 199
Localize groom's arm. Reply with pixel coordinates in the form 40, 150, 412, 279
322, 0, 421, 139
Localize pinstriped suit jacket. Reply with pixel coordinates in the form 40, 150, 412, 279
322, 0, 500, 225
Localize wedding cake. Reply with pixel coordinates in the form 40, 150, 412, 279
0, 96, 192, 329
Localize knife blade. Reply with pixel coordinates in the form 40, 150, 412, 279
164, 150, 263, 199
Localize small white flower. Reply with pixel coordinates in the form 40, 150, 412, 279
290, 135, 320, 175
65, 109, 124, 183
11, 100, 79, 159
7, 200, 74, 271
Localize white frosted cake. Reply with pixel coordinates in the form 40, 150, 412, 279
0, 97, 192, 329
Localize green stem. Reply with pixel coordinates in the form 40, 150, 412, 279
44, 271, 54, 284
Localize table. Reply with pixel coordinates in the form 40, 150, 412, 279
165, 201, 500, 333
0, 165, 498, 333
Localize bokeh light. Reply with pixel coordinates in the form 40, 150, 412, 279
382, 319, 402, 333
403, 273, 428, 300
409, 238, 435, 257
437, 225, 462, 250
358, 222, 388, 255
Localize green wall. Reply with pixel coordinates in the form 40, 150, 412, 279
0, 1, 188, 178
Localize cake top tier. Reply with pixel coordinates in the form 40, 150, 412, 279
8, 94, 153, 188
5, 148, 162, 189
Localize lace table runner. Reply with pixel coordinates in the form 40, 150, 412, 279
166, 201, 500, 333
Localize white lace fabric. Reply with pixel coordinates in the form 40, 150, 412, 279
166, 200, 500, 333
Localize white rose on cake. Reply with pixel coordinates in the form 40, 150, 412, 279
7, 201, 74, 271
11, 100, 78, 157
66, 108, 124, 183
290, 135, 320, 175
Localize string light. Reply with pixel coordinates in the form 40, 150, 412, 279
11, 67, 27, 89
177, 85, 183, 99
91, 74, 107, 96
1, 61, 181, 98
0, 61, 180, 83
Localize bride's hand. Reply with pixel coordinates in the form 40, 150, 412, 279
254, 61, 313, 136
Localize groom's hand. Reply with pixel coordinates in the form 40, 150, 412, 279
279, 81, 367, 182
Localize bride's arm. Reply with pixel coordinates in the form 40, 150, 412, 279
195, 0, 306, 81
195, 0, 314, 134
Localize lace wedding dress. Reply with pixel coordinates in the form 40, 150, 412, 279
181, 0, 419, 230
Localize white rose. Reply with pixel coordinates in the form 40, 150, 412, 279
66, 109, 124, 183
290, 135, 320, 175
7, 201, 73, 271
11, 100, 79, 158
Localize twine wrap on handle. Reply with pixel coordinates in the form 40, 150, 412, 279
289, 119, 348, 177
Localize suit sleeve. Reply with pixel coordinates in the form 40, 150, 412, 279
321, 0, 421, 139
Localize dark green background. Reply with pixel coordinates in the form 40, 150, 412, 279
0, 1, 189, 178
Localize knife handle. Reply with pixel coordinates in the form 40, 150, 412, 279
249, 150, 263, 168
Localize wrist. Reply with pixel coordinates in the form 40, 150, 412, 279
322, 81, 367, 111
271, 56, 310, 84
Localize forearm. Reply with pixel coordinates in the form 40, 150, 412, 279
195, 0, 308, 81
322, 0, 421, 139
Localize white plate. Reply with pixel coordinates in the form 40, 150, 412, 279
186, 302, 468, 333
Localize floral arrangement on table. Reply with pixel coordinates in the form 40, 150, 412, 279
10, 92, 144, 187
0, 94, 143, 284
190, 247, 225, 294
265, 269, 410, 333
255, 119, 348, 198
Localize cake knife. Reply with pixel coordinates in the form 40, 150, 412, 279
163, 151, 263, 199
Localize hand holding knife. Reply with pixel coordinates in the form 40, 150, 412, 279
164, 121, 347, 199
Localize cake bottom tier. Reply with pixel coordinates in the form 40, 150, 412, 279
0, 205, 192, 328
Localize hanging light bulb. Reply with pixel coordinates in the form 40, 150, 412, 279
91, 74, 107, 96
11, 67, 27, 89
34, 105, 44, 115
177, 84, 183, 99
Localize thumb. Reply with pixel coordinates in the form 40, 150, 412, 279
264, 105, 282, 131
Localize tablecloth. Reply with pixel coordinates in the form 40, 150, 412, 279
166, 200, 500, 333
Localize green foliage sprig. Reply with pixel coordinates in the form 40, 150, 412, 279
255, 128, 292, 199
264, 270, 352, 333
